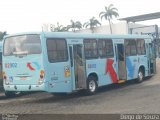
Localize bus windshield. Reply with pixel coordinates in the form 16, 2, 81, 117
4, 34, 41, 56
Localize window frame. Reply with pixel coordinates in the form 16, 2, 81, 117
98, 39, 114, 58
136, 39, 146, 55
46, 38, 68, 63
3, 34, 42, 56
84, 39, 98, 59
125, 39, 137, 56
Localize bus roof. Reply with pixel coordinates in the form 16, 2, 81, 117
44, 32, 152, 39
4, 32, 152, 40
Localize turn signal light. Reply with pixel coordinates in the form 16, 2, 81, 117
38, 70, 45, 85
3, 71, 9, 85
3, 72, 7, 80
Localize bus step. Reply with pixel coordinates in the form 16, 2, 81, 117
76, 88, 84, 90
118, 80, 126, 83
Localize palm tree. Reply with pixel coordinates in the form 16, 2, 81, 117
0, 32, 4, 40
0, 31, 7, 40
99, 4, 119, 34
83, 17, 101, 33
51, 22, 68, 32
67, 20, 82, 32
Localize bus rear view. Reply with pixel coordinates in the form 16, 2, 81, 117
3, 34, 45, 97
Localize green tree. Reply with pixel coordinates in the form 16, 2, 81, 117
51, 22, 68, 32
99, 4, 119, 34
67, 20, 82, 32
83, 17, 101, 33
0, 31, 7, 40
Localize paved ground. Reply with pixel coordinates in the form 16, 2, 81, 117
0, 59, 160, 114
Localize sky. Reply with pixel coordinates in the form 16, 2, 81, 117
0, 0, 160, 34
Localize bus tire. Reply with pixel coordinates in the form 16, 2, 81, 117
136, 69, 144, 83
5, 91, 21, 98
86, 76, 97, 95
5, 91, 16, 98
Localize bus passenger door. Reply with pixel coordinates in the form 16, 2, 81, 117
69, 44, 86, 90
148, 43, 156, 74
115, 44, 127, 80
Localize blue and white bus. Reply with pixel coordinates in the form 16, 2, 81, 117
2, 32, 156, 97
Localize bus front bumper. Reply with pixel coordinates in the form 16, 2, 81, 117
4, 84, 45, 92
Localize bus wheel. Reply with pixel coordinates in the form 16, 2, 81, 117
86, 76, 97, 95
136, 69, 144, 83
5, 91, 21, 98
5, 91, 16, 98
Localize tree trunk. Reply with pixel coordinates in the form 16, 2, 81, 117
73, 28, 75, 32
91, 27, 94, 33
108, 19, 112, 34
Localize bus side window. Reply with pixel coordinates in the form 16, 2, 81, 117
98, 39, 114, 58
125, 39, 137, 56
137, 39, 145, 55
46, 38, 68, 63
84, 39, 98, 59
